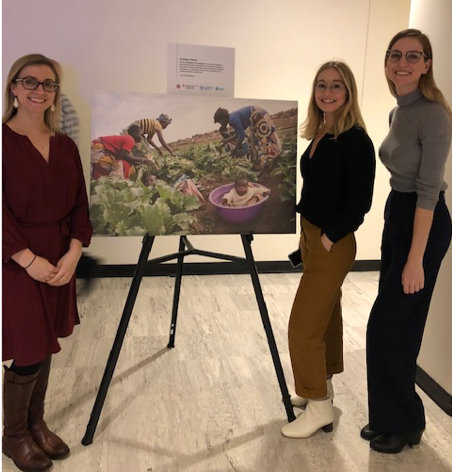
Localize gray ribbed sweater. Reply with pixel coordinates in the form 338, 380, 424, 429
379, 88, 451, 210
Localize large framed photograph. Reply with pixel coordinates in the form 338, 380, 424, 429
90, 91, 297, 236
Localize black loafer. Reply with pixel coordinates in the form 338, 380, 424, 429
360, 424, 381, 441
370, 429, 424, 454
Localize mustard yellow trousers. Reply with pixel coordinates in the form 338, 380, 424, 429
289, 217, 356, 398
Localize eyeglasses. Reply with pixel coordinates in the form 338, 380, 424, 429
315, 82, 346, 93
385, 50, 427, 64
15, 76, 59, 92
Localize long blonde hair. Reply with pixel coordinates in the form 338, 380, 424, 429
2, 53, 61, 132
300, 61, 366, 140
385, 29, 452, 124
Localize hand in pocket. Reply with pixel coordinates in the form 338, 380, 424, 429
321, 233, 333, 252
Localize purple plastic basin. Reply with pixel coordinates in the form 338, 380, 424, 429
209, 183, 269, 223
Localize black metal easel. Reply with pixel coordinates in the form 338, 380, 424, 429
81, 233, 295, 446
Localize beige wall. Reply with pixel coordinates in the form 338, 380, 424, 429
361, 0, 411, 245
2, 0, 410, 264
410, 0, 452, 396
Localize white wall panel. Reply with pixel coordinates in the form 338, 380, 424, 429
410, 0, 452, 396
2, 0, 410, 263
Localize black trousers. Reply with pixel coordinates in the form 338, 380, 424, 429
366, 190, 451, 433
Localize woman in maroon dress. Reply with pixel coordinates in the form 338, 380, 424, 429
2, 54, 92, 472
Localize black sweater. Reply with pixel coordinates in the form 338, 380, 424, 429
296, 126, 376, 242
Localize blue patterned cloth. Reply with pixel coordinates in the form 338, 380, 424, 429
59, 94, 79, 145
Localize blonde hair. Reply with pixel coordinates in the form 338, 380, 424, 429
385, 29, 452, 124
2, 53, 61, 132
300, 61, 366, 140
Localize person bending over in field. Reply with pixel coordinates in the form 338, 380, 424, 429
91, 125, 151, 179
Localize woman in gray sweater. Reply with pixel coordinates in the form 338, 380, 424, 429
362, 29, 452, 454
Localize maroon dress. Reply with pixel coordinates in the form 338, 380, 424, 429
2, 124, 93, 366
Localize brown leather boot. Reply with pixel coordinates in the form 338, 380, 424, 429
28, 356, 70, 460
2, 367, 53, 472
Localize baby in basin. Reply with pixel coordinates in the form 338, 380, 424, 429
221, 177, 270, 207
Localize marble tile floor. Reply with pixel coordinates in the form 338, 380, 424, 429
2, 272, 452, 472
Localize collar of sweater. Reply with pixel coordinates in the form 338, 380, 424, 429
397, 88, 423, 107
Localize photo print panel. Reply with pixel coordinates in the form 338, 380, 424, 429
90, 91, 297, 236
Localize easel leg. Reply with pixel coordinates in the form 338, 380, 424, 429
167, 236, 186, 348
81, 234, 155, 446
241, 234, 296, 422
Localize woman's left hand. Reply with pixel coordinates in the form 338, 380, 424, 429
321, 233, 334, 252
47, 243, 82, 286
401, 259, 425, 294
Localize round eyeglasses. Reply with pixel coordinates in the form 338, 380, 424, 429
15, 76, 59, 92
315, 82, 346, 93
385, 50, 427, 64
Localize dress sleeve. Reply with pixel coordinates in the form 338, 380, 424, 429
121, 135, 136, 154
229, 112, 246, 142
68, 142, 93, 247
222, 189, 234, 205
254, 186, 268, 196
2, 189, 29, 262
323, 129, 376, 242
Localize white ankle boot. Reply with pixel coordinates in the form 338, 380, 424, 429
281, 397, 334, 438
291, 378, 334, 407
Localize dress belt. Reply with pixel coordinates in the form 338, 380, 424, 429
18, 217, 70, 236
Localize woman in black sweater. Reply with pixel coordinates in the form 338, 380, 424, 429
282, 61, 375, 439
